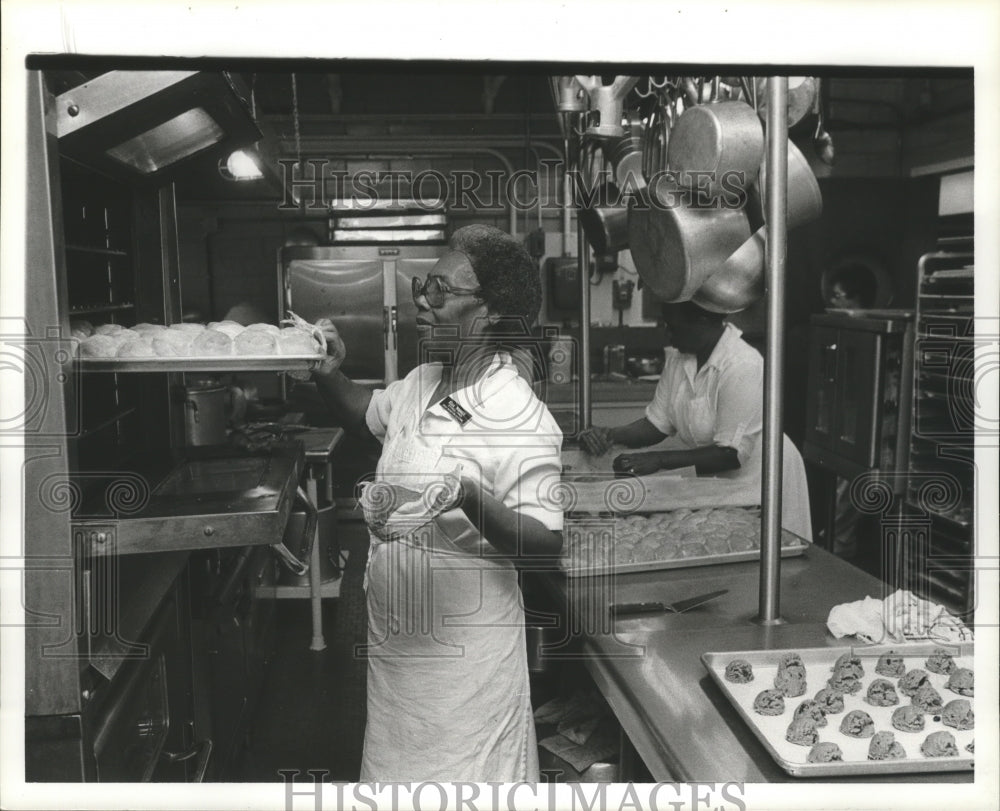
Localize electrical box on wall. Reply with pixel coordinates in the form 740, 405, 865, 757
545, 256, 579, 321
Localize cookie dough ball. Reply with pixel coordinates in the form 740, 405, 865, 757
190, 328, 233, 357
891, 705, 925, 733
278, 326, 320, 355
875, 652, 906, 678
807, 742, 843, 763
827, 672, 861, 695
865, 678, 900, 707
116, 338, 155, 358
785, 717, 819, 747
911, 683, 943, 714
925, 648, 957, 675
920, 731, 958, 758
774, 669, 807, 697
814, 687, 845, 715
753, 689, 785, 716
94, 323, 126, 336
207, 320, 245, 339
77, 334, 120, 358
945, 667, 973, 697
724, 659, 754, 684
777, 653, 805, 673
868, 731, 906, 761
793, 699, 827, 727
234, 329, 278, 356
941, 699, 973, 731
152, 329, 195, 356
898, 669, 930, 697
839, 709, 875, 738
832, 653, 864, 679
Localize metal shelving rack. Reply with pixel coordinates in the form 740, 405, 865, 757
901, 245, 975, 617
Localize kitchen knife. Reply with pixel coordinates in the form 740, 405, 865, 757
610, 589, 729, 618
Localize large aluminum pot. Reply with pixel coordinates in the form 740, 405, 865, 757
667, 100, 764, 197
755, 76, 819, 129
627, 181, 751, 302
691, 230, 766, 313
183, 381, 229, 446
754, 138, 823, 228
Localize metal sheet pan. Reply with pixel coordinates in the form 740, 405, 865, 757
561, 536, 807, 577
75, 354, 325, 373
702, 643, 975, 777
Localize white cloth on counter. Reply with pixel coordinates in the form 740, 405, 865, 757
359, 352, 563, 782
826, 589, 973, 644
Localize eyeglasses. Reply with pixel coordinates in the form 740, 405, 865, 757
412, 274, 482, 308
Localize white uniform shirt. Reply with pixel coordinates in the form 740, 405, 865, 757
365, 352, 564, 550
645, 322, 763, 467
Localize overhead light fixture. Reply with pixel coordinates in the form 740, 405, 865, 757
219, 149, 264, 180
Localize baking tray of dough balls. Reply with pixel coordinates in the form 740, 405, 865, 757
73, 320, 326, 372
701, 643, 974, 776
561, 507, 806, 576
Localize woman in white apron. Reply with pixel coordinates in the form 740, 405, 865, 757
580, 300, 812, 541
311, 225, 563, 781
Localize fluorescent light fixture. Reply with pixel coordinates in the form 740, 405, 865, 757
220, 149, 264, 181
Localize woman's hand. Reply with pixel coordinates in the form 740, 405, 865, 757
579, 426, 615, 456
613, 451, 663, 476
313, 317, 347, 377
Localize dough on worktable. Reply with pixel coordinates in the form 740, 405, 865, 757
945, 667, 973, 697
785, 717, 819, 746
752, 689, 785, 716
910, 683, 943, 714
897, 669, 930, 697
925, 648, 957, 675
891, 705, 925, 733
839, 709, 875, 738
865, 678, 899, 707
868, 731, 906, 761
920, 731, 958, 758
875, 652, 905, 677
941, 699, 973, 730
807, 742, 842, 763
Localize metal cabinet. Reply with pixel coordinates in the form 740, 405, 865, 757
804, 311, 914, 483
281, 244, 445, 384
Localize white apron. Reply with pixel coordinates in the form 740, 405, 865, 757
359, 388, 539, 782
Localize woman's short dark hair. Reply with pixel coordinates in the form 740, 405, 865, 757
449, 224, 541, 329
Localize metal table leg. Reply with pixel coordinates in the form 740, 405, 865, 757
307, 470, 326, 652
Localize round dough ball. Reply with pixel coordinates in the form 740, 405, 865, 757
278, 326, 320, 355
152, 329, 195, 356
169, 322, 207, 334
78, 334, 120, 358
234, 329, 278, 356
116, 339, 156, 358
94, 323, 125, 336
132, 323, 166, 334
190, 329, 233, 356
245, 323, 281, 336
207, 320, 245, 339
70, 319, 94, 339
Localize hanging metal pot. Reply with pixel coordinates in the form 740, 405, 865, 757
745, 138, 824, 230
578, 181, 630, 254
754, 76, 819, 129
691, 229, 766, 313
627, 179, 751, 302
666, 96, 764, 199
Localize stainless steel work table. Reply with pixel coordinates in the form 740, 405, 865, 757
542, 545, 974, 783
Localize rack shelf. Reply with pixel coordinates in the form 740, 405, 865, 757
69, 303, 136, 316
66, 244, 129, 257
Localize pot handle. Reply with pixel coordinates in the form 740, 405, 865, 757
270, 486, 317, 577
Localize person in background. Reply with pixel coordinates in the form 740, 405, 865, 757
310, 224, 563, 782
580, 300, 763, 478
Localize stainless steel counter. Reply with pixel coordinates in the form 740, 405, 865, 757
542, 546, 973, 783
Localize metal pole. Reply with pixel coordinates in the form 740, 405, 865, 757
578, 222, 592, 430
758, 76, 788, 625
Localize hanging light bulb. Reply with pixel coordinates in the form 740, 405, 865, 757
219, 149, 264, 180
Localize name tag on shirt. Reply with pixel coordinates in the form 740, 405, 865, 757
440, 396, 472, 426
